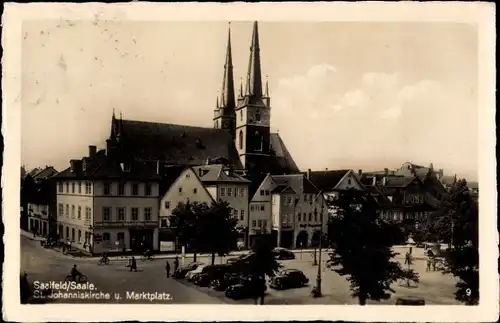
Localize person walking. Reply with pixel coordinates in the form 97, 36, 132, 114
426, 256, 432, 271
404, 252, 411, 265
173, 255, 179, 272
129, 256, 137, 272
432, 257, 437, 271
165, 261, 171, 278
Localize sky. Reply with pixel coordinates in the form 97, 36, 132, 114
21, 21, 478, 180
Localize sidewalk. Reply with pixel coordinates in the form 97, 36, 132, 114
21, 229, 46, 242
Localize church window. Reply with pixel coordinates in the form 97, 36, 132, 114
240, 110, 243, 121
255, 113, 261, 121
239, 130, 243, 150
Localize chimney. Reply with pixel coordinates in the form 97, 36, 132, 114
307, 169, 311, 179
70, 160, 82, 173
384, 168, 389, 176
372, 176, 377, 186
382, 176, 387, 186
358, 169, 362, 176
82, 158, 88, 172
70, 160, 76, 172
89, 145, 97, 158
325, 168, 328, 171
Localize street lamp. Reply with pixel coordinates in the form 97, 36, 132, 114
313, 207, 318, 266
315, 191, 324, 297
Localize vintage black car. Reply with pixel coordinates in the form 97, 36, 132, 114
210, 271, 243, 291
225, 275, 267, 300
193, 264, 232, 287
226, 252, 255, 265
172, 261, 204, 279
273, 248, 295, 260
270, 269, 309, 290
396, 296, 426, 305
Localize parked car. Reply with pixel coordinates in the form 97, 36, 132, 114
270, 269, 309, 290
186, 264, 208, 281
172, 261, 204, 279
396, 296, 426, 305
273, 247, 295, 260
226, 253, 254, 264
211, 271, 243, 291
225, 275, 267, 300
193, 264, 232, 287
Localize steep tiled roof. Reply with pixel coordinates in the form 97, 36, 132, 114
271, 184, 296, 194
269, 133, 300, 173
32, 166, 59, 182
271, 174, 319, 195
384, 176, 418, 188
302, 169, 350, 191
193, 165, 251, 183
121, 120, 243, 168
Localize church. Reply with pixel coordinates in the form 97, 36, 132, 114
106, 21, 299, 178
53, 21, 300, 254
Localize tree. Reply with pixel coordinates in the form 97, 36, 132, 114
198, 200, 238, 265
246, 238, 282, 304
439, 179, 479, 305
20, 174, 38, 231
326, 190, 410, 305
170, 201, 209, 262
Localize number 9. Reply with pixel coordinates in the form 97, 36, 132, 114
466, 288, 472, 296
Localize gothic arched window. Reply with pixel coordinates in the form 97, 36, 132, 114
239, 130, 243, 150
240, 110, 243, 122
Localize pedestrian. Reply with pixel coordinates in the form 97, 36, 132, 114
165, 261, 171, 278
404, 252, 410, 265
432, 257, 437, 271
426, 256, 431, 271
173, 255, 179, 272
130, 256, 137, 272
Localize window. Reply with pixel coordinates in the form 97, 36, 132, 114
287, 196, 292, 205
103, 233, 110, 241
250, 205, 254, 211
58, 204, 64, 217
240, 210, 245, 221
256, 113, 261, 121
85, 207, 91, 221
314, 213, 318, 222
239, 130, 243, 150
348, 178, 352, 185
103, 182, 111, 195
118, 183, 125, 196
265, 190, 270, 196
78, 182, 82, 194
131, 208, 139, 221
72, 183, 75, 193
240, 110, 243, 121
66, 183, 69, 192
85, 182, 92, 194
161, 218, 168, 228
308, 213, 312, 221
260, 205, 265, 211
77, 206, 81, 220
132, 183, 139, 196
193, 188, 197, 194
228, 188, 232, 197
117, 232, 125, 241
252, 220, 257, 227
260, 190, 264, 196
258, 220, 262, 227
233, 209, 238, 217
65, 204, 69, 217
117, 207, 125, 221
78, 230, 81, 242
144, 207, 152, 221
298, 213, 301, 222
71, 205, 75, 219
178, 187, 183, 193
58, 183, 63, 193
165, 201, 170, 209
239, 188, 245, 197
71, 228, 75, 241
103, 207, 111, 221
220, 187, 225, 196
145, 183, 152, 196
66, 227, 69, 238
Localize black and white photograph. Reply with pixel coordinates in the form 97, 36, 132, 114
2, 2, 497, 322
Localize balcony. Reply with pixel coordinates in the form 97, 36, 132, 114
94, 220, 158, 228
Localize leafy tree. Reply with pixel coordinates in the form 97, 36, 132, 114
170, 201, 209, 262
246, 237, 282, 304
326, 190, 410, 305
439, 179, 479, 305
20, 174, 38, 231
198, 200, 238, 265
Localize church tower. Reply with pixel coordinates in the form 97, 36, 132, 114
213, 24, 236, 137
235, 21, 272, 169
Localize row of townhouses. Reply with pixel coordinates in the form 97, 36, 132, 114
21, 21, 478, 255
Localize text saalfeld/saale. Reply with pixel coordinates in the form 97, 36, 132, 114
34, 281, 97, 291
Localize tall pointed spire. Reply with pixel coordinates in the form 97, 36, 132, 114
245, 21, 263, 98
220, 22, 236, 112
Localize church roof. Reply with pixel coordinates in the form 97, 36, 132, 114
120, 120, 243, 168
